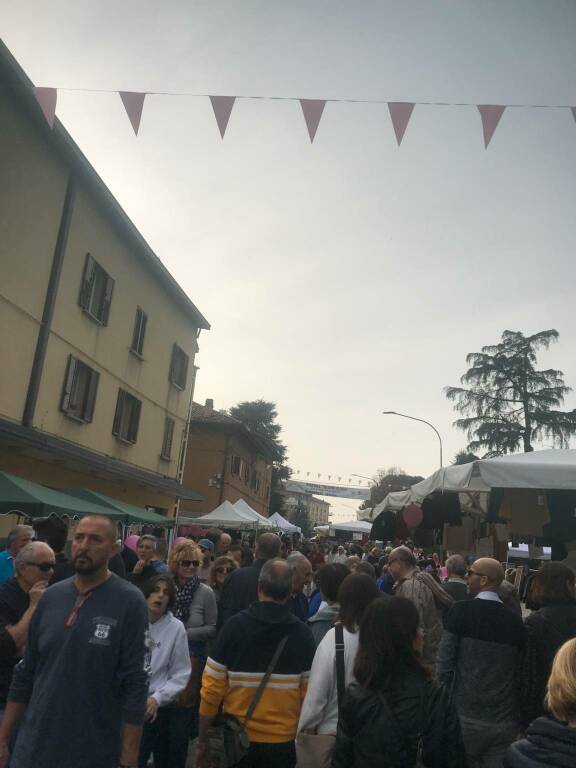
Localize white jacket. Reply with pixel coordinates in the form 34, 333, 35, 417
148, 611, 191, 707
297, 626, 359, 735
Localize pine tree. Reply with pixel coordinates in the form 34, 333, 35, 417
445, 329, 576, 455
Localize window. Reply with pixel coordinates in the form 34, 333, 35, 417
160, 417, 175, 460
78, 254, 114, 325
169, 344, 189, 390
231, 455, 241, 476
112, 389, 141, 444
131, 307, 147, 357
60, 355, 99, 423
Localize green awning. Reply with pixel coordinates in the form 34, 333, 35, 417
63, 488, 174, 527
0, 471, 126, 521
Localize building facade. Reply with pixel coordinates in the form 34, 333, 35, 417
180, 400, 274, 519
0, 42, 208, 531
281, 481, 331, 529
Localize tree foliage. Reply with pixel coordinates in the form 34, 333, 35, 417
359, 467, 425, 511
452, 450, 480, 465
290, 504, 312, 538
446, 329, 576, 455
228, 399, 291, 514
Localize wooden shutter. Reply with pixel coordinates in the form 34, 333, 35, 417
161, 418, 175, 459
128, 397, 142, 443
101, 274, 115, 325
112, 389, 125, 437
85, 369, 100, 422
180, 350, 189, 388
132, 309, 147, 355
78, 254, 95, 310
169, 344, 177, 384
60, 356, 78, 413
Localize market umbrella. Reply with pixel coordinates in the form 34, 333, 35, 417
63, 488, 174, 527
0, 471, 125, 521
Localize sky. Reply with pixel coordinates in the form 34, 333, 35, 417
3, 1, 576, 522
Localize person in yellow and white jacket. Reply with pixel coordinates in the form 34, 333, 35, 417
195, 558, 316, 768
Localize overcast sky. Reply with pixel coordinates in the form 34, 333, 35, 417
4, 1, 576, 521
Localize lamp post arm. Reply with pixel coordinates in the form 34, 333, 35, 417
383, 411, 443, 468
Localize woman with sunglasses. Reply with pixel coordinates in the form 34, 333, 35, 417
167, 542, 217, 737
209, 556, 237, 607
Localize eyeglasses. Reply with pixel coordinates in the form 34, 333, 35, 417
215, 567, 234, 575
178, 560, 200, 568
25, 562, 55, 573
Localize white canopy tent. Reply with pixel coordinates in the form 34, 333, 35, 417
179, 500, 259, 530
372, 450, 576, 517
233, 498, 274, 528
315, 519, 373, 536
268, 511, 302, 534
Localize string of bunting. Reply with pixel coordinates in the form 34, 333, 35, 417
32, 85, 576, 148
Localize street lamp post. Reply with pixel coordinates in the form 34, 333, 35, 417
382, 411, 443, 468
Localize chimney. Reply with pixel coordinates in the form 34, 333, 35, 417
205, 398, 214, 411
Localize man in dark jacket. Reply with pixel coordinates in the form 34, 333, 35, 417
437, 557, 525, 768
218, 533, 281, 627
197, 558, 316, 768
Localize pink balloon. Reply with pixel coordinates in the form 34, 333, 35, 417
124, 534, 140, 552
403, 504, 423, 529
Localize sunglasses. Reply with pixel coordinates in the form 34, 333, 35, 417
178, 560, 200, 568
215, 567, 234, 575
25, 561, 54, 573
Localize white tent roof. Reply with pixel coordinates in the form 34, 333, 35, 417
179, 500, 258, 530
373, 449, 576, 515
268, 511, 301, 534
316, 519, 373, 534
233, 499, 273, 528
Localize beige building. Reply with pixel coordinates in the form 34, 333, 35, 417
282, 481, 331, 529
0, 42, 208, 531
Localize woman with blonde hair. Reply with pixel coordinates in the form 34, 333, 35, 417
168, 541, 217, 739
505, 637, 576, 767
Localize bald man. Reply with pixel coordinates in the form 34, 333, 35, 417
437, 558, 525, 768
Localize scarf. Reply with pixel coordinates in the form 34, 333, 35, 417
174, 576, 201, 624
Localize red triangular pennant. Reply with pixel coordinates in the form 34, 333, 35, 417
119, 92, 146, 135
477, 105, 506, 148
300, 99, 326, 143
209, 96, 236, 139
388, 102, 415, 146
34, 87, 57, 128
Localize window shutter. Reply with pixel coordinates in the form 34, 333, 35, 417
169, 344, 177, 384
162, 418, 175, 459
112, 390, 125, 437
79, 254, 95, 310
180, 350, 189, 388
129, 398, 142, 443
60, 356, 78, 412
101, 275, 115, 325
137, 311, 147, 354
85, 369, 100, 423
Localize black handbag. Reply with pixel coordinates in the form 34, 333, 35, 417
192, 635, 288, 768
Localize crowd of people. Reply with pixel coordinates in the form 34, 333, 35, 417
0, 520, 574, 767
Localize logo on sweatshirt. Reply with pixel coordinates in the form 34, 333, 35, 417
94, 623, 110, 640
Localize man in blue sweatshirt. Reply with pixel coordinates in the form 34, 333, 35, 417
0, 515, 149, 768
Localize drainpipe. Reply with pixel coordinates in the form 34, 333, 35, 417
22, 173, 76, 427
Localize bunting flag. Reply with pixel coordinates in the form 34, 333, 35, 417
388, 102, 415, 146
477, 104, 506, 148
210, 95, 236, 139
300, 99, 326, 143
34, 87, 57, 128
119, 91, 146, 135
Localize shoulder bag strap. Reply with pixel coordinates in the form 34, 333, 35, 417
244, 635, 289, 723
335, 622, 346, 709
